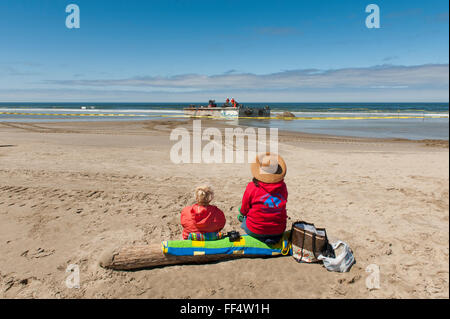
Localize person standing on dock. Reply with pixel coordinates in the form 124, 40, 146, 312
231, 98, 236, 108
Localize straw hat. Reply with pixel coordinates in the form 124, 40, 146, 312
251, 152, 287, 183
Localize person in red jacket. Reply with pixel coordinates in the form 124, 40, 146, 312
180, 185, 226, 240
238, 153, 288, 245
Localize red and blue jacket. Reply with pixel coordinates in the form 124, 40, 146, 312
240, 180, 288, 235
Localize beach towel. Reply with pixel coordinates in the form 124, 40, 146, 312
162, 231, 291, 256
187, 232, 225, 241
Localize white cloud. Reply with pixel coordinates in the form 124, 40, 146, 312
45, 64, 449, 92
1, 64, 448, 102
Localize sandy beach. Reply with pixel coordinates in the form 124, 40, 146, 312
0, 119, 448, 299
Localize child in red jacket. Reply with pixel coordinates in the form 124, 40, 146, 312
181, 185, 226, 240
239, 153, 288, 245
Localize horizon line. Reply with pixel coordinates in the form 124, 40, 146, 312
0, 101, 449, 104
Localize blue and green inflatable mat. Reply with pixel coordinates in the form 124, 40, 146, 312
162, 231, 291, 256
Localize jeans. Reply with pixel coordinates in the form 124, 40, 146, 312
240, 217, 283, 245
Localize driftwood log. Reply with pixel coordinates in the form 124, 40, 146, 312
99, 244, 279, 270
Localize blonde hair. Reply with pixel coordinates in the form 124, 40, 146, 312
195, 185, 214, 206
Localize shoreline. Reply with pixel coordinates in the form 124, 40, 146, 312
1, 119, 448, 147
1, 103, 448, 142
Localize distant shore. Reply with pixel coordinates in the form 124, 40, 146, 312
1, 102, 448, 141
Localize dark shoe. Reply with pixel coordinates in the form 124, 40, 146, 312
264, 238, 279, 245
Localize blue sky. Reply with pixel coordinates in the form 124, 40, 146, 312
0, 0, 448, 102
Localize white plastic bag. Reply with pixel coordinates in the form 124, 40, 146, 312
318, 240, 355, 272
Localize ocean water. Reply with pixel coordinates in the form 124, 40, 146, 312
0, 102, 448, 140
